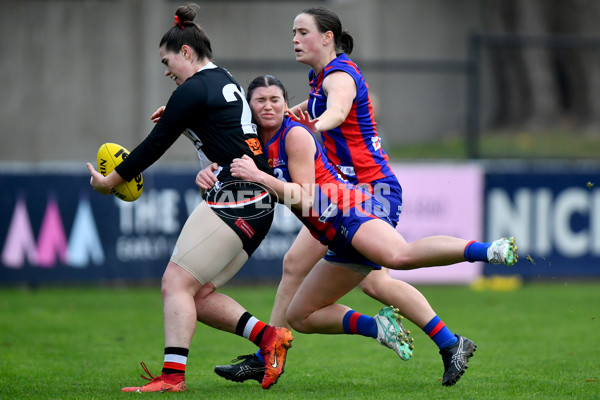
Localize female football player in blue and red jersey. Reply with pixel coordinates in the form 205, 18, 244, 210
214, 7, 498, 387
207, 74, 518, 386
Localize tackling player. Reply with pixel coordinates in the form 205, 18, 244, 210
215, 7, 503, 387
209, 74, 518, 385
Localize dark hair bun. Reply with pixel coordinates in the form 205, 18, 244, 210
175, 4, 197, 24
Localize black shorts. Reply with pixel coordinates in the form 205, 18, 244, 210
203, 180, 275, 256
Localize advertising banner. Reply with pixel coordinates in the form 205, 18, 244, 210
3, 164, 599, 285
0, 167, 300, 285
389, 163, 485, 284
484, 168, 600, 279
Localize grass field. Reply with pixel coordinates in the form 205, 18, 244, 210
1, 282, 598, 399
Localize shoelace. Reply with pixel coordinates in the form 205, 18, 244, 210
138, 361, 160, 382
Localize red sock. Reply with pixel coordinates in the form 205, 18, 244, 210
236, 312, 273, 347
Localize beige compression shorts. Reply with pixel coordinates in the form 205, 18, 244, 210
170, 201, 248, 288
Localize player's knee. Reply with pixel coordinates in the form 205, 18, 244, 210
161, 263, 198, 299
359, 274, 380, 298
285, 305, 309, 333
383, 252, 416, 270
360, 269, 393, 298
287, 317, 306, 333
282, 249, 305, 278
285, 309, 302, 332
160, 274, 173, 300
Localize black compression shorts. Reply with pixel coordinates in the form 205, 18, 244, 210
203, 181, 275, 256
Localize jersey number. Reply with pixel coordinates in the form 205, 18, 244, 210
222, 84, 256, 135
274, 168, 287, 182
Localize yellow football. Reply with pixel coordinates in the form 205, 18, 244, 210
96, 143, 143, 202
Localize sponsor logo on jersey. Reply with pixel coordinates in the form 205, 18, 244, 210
205, 181, 277, 220
269, 158, 285, 168
337, 165, 356, 177
245, 138, 263, 156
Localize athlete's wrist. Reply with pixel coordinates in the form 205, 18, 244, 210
249, 170, 267, 186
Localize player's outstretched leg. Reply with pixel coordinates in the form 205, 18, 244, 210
121, 362, 187, 393
260, 327, 294, 389
374, 306, 414, 360
488, 236, 518, 266
214, 353, 265, 383
439, 334, 477, 386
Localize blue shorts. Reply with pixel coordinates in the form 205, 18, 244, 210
324, 196, 395, 270
368, 176, 403, 227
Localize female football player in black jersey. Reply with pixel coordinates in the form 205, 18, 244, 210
86, 4, 292, 392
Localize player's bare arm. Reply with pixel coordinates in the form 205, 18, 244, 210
315, 71, 356, 132
231, 128, 315, 210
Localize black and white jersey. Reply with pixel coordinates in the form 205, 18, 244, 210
116, 63, 271, 182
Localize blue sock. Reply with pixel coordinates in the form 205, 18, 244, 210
423, 316, 457, 350
255, 349, 264, 362
464, 241, 491, 263
342, 310, 378, 338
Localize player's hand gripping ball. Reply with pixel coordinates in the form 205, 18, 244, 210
96, 143, 143, 202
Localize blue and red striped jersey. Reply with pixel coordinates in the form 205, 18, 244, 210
307, 53, 395, 185
265, 117, 371, 245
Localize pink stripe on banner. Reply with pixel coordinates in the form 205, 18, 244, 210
36, 197, 68, 267
1, 198, 37, 268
